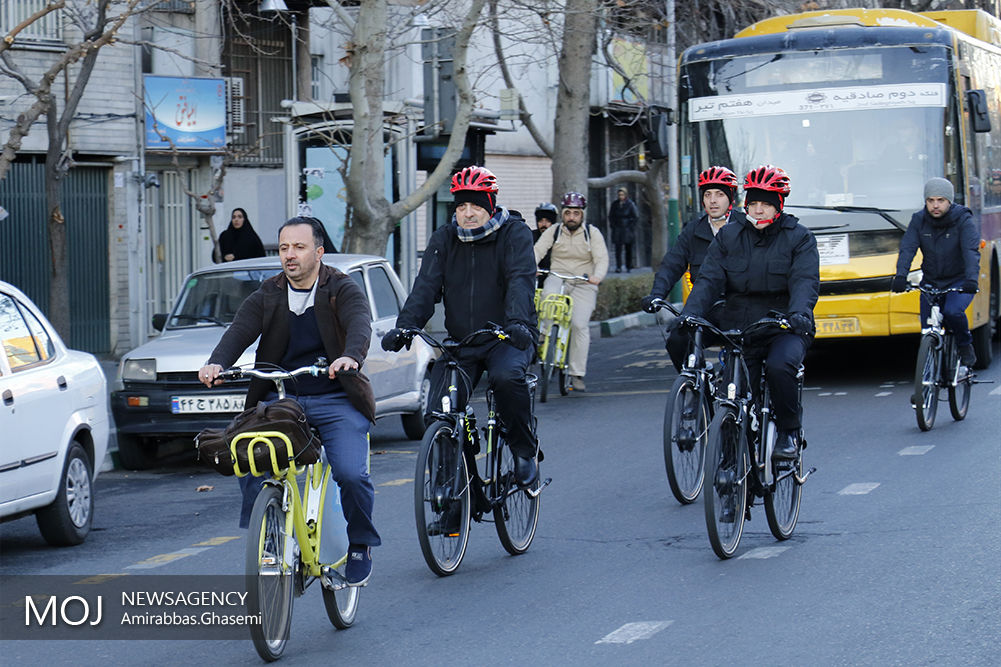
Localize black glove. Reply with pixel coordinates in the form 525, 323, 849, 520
890, 275, 908, 293
789, 312, 813, 336
504, 323, 535, 351
381, 328, 412, 352
640, 295, 660, 313
960, 280, 978, 294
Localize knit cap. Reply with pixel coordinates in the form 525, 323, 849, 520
923, 177, 954, 202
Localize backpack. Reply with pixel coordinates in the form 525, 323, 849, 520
195, 398, 321, 476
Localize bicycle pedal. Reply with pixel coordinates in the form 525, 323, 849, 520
320, 566, 348, 591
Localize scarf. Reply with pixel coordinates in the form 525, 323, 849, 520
455, 207, 508, 243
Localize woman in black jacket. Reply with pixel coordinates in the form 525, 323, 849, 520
217, 207, 266, 262
682, 165, 820, 461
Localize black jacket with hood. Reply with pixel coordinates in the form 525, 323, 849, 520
894, 203, 979, 287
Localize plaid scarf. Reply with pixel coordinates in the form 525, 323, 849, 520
455, 207, 508, 243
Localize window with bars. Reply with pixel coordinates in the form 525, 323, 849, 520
222, 10, 292, 166
2, 0, 63, 45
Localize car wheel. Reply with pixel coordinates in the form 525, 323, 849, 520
401, 368, 432, 441
36, 443, 94, 546
117, 434, 158, 470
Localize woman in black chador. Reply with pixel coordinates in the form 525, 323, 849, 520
217, 207, 266, 262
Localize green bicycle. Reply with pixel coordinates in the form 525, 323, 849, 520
218, 361, 361, 662
536, 269, 589, 402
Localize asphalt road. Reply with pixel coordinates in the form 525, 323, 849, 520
2, 327, 999, 665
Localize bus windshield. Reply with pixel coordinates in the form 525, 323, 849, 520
682, 46, 951, 213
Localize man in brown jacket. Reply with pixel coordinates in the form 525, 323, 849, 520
199, 217, 379, 586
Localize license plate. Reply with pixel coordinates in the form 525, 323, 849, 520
171, 395, 246, 414
815, 317, 860, 336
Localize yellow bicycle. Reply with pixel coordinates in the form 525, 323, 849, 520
536, 270, 589, 402
218, 362, 361, 662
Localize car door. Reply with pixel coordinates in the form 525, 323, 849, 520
360, 263, 417, 402
0, 292, 66, 505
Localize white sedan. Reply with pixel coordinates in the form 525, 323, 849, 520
0, 281, 110, 546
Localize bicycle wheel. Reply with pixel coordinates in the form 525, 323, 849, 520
494, 437, 540, 555
246, 485, 295, 662
321, 576, 360, 629
947, 339, 971, 421
765, 442, 803, 540
663, 375, 708, 504
914, 335, 940, 431
540, 325, 558, 403
704, 406, 748, 559
414, 421, 471, 576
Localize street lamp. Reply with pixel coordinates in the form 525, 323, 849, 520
258, 0, 288, 12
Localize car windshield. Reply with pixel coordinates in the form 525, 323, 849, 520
167, 269, 279, 329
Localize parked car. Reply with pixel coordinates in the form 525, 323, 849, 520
111, 255, 435, 469
0, 281, 110, 545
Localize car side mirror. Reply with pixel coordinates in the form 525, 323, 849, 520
151, 313, 167, 331
967, 90, 991, 133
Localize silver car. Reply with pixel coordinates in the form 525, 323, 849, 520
0, 281, 110, 545
111, 255, 434, 469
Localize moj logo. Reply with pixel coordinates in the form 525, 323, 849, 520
25, 595, 103, 626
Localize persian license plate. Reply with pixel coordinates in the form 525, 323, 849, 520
171, 394, 245, 414
815, 317, 860, 336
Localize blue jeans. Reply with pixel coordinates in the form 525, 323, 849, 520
238, 390, 380, 548
920, 282, 975, 347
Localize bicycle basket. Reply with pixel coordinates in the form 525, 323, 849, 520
195, 398, 320, 476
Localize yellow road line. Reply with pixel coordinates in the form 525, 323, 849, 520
378, 478, 413, 487
193, 536, 240, 546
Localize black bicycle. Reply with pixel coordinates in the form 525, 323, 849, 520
688, 314, 816, 559
650, 298, 716, 504
910, 284, 975, 431
397, 326, 551, 576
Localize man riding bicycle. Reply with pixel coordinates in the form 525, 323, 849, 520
198, 216, 379, 586
680, 165, 820, 461
382, 165, 540, 487
533, 191, 609, 392
641, 166, 748, 371
890, 177, 980, 368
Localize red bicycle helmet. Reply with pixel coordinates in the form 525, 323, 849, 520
561, 191, 587, 209
450, 165, 499, 193
743, 165, 791, 196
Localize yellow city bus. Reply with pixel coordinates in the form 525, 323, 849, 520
678, 8, 1000, 367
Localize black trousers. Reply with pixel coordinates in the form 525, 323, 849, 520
427, 340, 537, 458
615, 243, 633, 270
744, 332, 810, 432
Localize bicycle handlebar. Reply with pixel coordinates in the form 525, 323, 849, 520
906, 284, 963, 297
398, 326, 508, 359
538, 269, 590, 282
649, 297, 681, 316
218, 358, 346, 385
675, 314, 791, 350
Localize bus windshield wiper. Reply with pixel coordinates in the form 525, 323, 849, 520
790, 205, 906, 232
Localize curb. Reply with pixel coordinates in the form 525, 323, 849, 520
596, 311, 658, 338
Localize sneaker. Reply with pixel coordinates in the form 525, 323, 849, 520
569, 376, 587, 392
772, 431, 798, 461
344, 544, 372, 586
959, 344, 977, 368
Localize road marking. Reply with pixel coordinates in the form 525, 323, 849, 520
75, 574, 128, 584
818, 392, 832, 396
839, 482, 880, 495
582, 389, 671, 397
737, 546, 790, 559
803, 386, 822, 391
596, 621, 673, 645
875, 391, 892, 397
125, 547, 211, 570
834, 391, 847, 396
379, 478, 412, 487
899, 445, 934, 456
879, 383, 895, 388
193, 536, 240, 546
990, 385, 1001, 396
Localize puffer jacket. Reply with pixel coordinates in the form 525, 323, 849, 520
682, 212, 820, 332
894, 203, 979, 287
397, 208, 538, 340
650, 209, 748, 297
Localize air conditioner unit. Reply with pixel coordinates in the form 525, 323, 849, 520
225, 77, 245, 137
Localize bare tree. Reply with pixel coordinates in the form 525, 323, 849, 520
0, 0, 147, 337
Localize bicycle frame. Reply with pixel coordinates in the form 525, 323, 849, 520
536, 276, 577, 370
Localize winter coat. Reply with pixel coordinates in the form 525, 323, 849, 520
207, 263, 376, 421
397, 208, 538, 341
534, 222, 610, 285
218, 222, 266, 262
894, 203, 979, 288
608, 198, 639, 245
682, 212, 820, 333
650, 209, 748, 298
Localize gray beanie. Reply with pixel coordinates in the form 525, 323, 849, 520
924, 177, 954, 202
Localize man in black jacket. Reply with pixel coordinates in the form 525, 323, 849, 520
682, 166, 819, 461
199, 216, 379, 586
381, 166, 540, 487
608, 187, 639, 272
891, 177, 980, 367
641, 166, 746, 371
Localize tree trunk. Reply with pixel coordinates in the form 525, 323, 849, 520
45, 106, 69, 338
551, 0, 597, 199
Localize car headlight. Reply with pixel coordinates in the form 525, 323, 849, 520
906, 269, 923, 287
122, 358, 157, 382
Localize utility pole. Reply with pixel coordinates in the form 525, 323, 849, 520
667, 0, 681, 301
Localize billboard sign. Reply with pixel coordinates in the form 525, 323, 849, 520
144, 75, 227, 151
